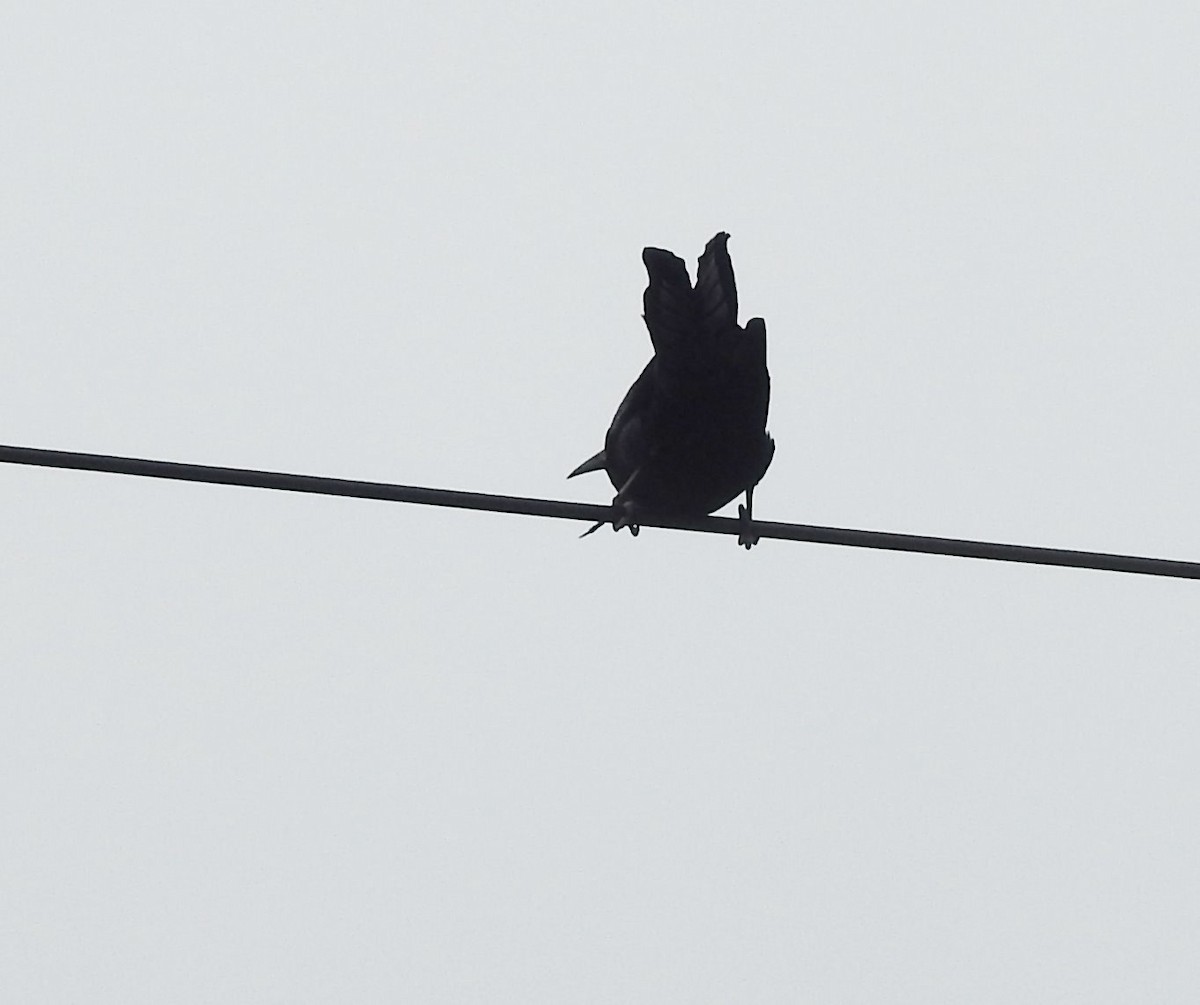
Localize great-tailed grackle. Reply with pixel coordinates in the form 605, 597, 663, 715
569, 232, 774, 548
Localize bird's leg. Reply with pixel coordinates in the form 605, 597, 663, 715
737, 485, 760, 549
611, 467, 641, 536
578, 467, 641, 539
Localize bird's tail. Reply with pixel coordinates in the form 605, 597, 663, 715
567, 449, 606, 479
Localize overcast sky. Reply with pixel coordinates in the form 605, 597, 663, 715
4, 3, 1200, 1001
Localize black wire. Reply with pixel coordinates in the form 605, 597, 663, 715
2, 443, 1197, 580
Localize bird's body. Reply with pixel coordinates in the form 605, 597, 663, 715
570, 232, 774, 544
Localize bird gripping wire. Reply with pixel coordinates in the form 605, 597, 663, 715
1, 444, 1198, 580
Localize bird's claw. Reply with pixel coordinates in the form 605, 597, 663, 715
612, 497, 640, 536
579, 498, 640, 539
738, 503, 760, 549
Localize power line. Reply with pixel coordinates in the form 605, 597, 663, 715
2, 443, 1197, 580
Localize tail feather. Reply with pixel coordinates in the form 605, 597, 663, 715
568, 449, 607, 478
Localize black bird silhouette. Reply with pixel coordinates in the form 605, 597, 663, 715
569, 232, 774, 547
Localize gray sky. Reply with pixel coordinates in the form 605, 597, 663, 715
4, 3, 1200, 1001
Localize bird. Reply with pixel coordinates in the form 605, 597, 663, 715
569, 232, 774, 548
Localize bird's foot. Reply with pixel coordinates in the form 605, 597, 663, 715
737, 504, 759, 548
612, 497, 640, 536
578, 497, 640, 538
610, 468, 641, 536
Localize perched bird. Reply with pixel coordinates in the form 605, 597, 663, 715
569, 232, 774, 547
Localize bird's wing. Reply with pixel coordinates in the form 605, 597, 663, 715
640, 246, 696, 361
642, 232, 741, 373
693, 231, 737, 339
740, 317, 772, 427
